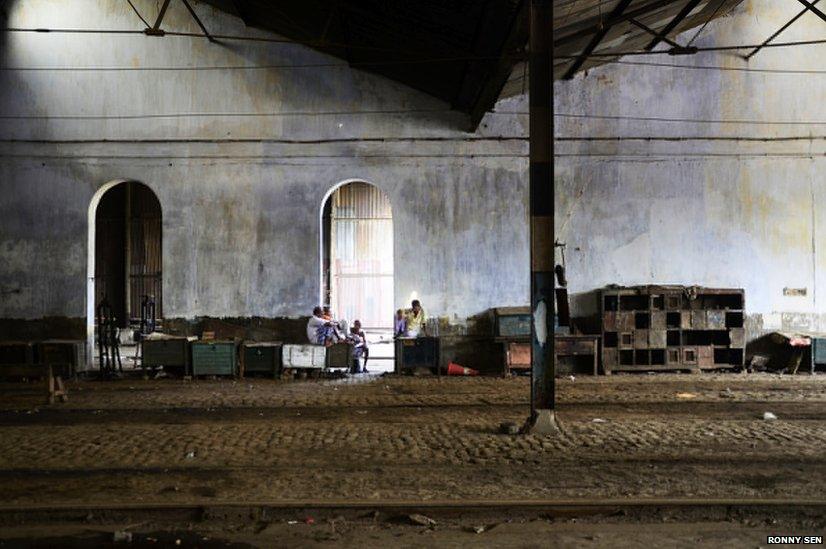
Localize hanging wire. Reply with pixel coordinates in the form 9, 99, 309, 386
6, 24, 824, 60
0, 53, 525, 72
613, 60, 826, 75
686, 0, 727, 46
125, 0, 150, 29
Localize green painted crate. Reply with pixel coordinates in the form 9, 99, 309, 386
241, 342, 282, 377
191, 341, 237, 377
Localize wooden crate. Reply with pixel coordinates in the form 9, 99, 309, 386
283, 344, 326, 369
142, 337, 190, 373
325, 342, 354, 370
492, 307, 531, 338
240, 342, 282, 377
37, 340, 85, 376
506, 342, 531, 371
191, 341, 236, 376
395, 337, 440, 374
0, 341, 35, 365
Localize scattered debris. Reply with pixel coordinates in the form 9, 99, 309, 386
113, 530, 132, 543
676, 392, 697, 399
763, 411, 778, 421
305, 517, 315, 525
591, 418, 607, 423
408, 514, 437, 527
287, 520, 298, 525
499, 421, 520, 435
568, 375, 576, 382
464, 524, 497, 534
185, 451, 196, 459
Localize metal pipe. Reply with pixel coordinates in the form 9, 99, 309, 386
528, 0, 555, 433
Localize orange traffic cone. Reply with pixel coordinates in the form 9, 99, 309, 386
447, 362, 479, 376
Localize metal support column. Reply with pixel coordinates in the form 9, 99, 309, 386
527, 0, 556, 434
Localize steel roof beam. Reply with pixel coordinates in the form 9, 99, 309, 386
643, 0, 704, 50
181, 0, 216, 42
629, 17, 682, 49
796, 0, 826, 23
744, 0, 820, 59
562, 0, 633, 80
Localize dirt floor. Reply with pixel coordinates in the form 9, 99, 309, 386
0, 372, 825, 546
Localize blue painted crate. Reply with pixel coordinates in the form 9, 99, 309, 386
493, 307, 531, 338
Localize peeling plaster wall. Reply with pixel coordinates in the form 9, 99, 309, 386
555, 0, 826, 336
0, 0, 530, 329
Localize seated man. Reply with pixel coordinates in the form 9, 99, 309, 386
348, 319, 369, 373
306, 306, 340, 346
403, 300, 427, 337
394, 308, 407, 338
323, 305, 348, 337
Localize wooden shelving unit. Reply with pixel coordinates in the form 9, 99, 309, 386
601, 286, 745, 374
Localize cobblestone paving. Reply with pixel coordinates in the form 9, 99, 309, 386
0, 374, 824, 505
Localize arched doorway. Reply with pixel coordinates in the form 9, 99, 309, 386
86, 181, 162, 369
320, 181, 394, 351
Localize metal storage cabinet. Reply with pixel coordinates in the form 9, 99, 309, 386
395, 337, 440, 375
240, 342, 282, 378
282, 344, 326, 369
142, 337, 190, 374
492, 307, 531, 338
191, 341, 237, 376
325, 342, 354, 370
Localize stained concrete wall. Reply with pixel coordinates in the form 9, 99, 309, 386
555, 0, 826, 336
0, 0, 529, 338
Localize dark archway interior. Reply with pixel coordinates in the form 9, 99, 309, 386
94, 182, 162, 328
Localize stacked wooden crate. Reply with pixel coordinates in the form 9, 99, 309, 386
601, 286, 745, 374
492, 307, 531, 374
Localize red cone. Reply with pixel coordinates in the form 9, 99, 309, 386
447, 362, 478, 376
